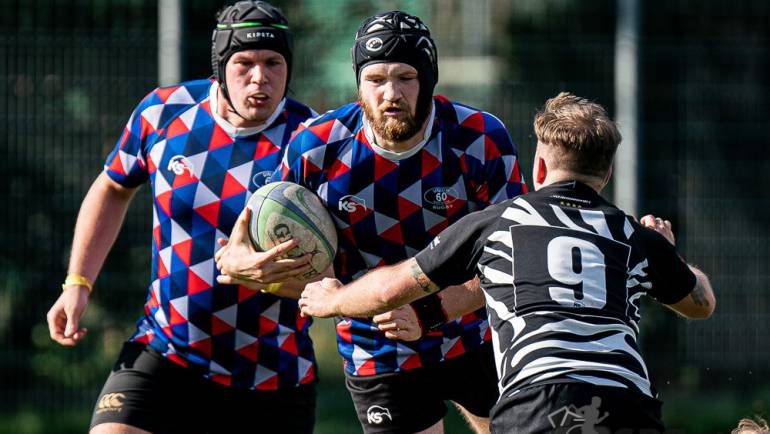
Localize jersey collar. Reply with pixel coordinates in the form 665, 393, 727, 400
362, 100, 436, 161
209, 82, 286, 137
541, 180, 606, 206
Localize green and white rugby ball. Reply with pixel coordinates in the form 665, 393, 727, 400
247, 182, 337, 280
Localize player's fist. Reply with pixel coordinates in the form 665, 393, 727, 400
299, 277, 343, 318
641, 214, 675, 245
47, 286, 90, 346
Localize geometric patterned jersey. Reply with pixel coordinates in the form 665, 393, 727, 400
276, 96, 528, 376
103, 78, 318, 390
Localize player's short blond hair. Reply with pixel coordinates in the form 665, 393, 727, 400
534, 92, 621, 178
732, 417, 770, 434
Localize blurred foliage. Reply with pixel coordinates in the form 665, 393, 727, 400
2, 0, 769, 433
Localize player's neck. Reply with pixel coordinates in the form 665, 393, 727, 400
540, 171, 606, 193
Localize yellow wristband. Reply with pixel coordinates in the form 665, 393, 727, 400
261, 282, 283, 294
62, 273, 93, 293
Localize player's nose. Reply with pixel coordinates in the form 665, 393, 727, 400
382, 80, 402, 102
250, 64, 267, 84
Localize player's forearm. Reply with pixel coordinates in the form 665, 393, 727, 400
333, 259, 434, 317
668, 265, 715, 320
67, 172, 137, 283
438, 276, 484, 320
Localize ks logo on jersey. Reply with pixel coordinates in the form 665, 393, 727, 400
167, 155, 195, 177
339, 194, 367, 213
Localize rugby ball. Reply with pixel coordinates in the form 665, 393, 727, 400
246, 182, 337, 281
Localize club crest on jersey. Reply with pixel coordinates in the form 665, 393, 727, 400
252, 170, 273, 188
339, 195, 367, 213
424, 186, 458, 210
167, 155, 195, 177
366, 405, 392, 424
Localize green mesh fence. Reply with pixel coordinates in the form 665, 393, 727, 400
1, 1, 768, 433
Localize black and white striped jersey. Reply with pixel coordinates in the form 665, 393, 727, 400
415, 180, 696, 399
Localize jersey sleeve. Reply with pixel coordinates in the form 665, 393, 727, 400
103, 91, 158, 188
415, 204, 502, 289
273, 118, 323, 191
637, 226, 697, 304
474, 113, 528, 206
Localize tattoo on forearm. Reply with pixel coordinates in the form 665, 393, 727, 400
410, 263, 439, 293
690, 283, 709, 307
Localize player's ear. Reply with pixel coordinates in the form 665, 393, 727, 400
536, 157, 547, 185
595, 165, 613, 192
603, 165, 613, 184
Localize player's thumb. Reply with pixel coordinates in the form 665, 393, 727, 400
64, 314, 79, 337
63, 301, 84, 337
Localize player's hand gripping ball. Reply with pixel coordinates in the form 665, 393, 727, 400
247, 182, 337, 280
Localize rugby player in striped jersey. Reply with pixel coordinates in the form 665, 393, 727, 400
300, 92, 715, 433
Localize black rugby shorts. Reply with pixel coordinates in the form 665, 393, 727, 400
345, 342, 499, 434
90, 341, 316, 434
490, 382, 665, 434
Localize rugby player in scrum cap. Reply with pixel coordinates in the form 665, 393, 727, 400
47, 2, 320, 432
219, 9, 527, 434
300, 92, 715, 433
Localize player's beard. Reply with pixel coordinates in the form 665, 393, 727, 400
360, 97, 420, 143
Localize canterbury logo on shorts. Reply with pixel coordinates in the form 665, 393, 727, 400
96, 392, 126, 414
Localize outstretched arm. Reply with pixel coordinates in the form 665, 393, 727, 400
47, 172, 139, 346
300, 203, 495, 322
667, 265, 715, 319
440, 276, 485, 320
372, 276, 484, 341
299, 258, 440, 318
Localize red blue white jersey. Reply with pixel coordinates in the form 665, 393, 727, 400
276, 96, 527, 376
103, 78, 318, 390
